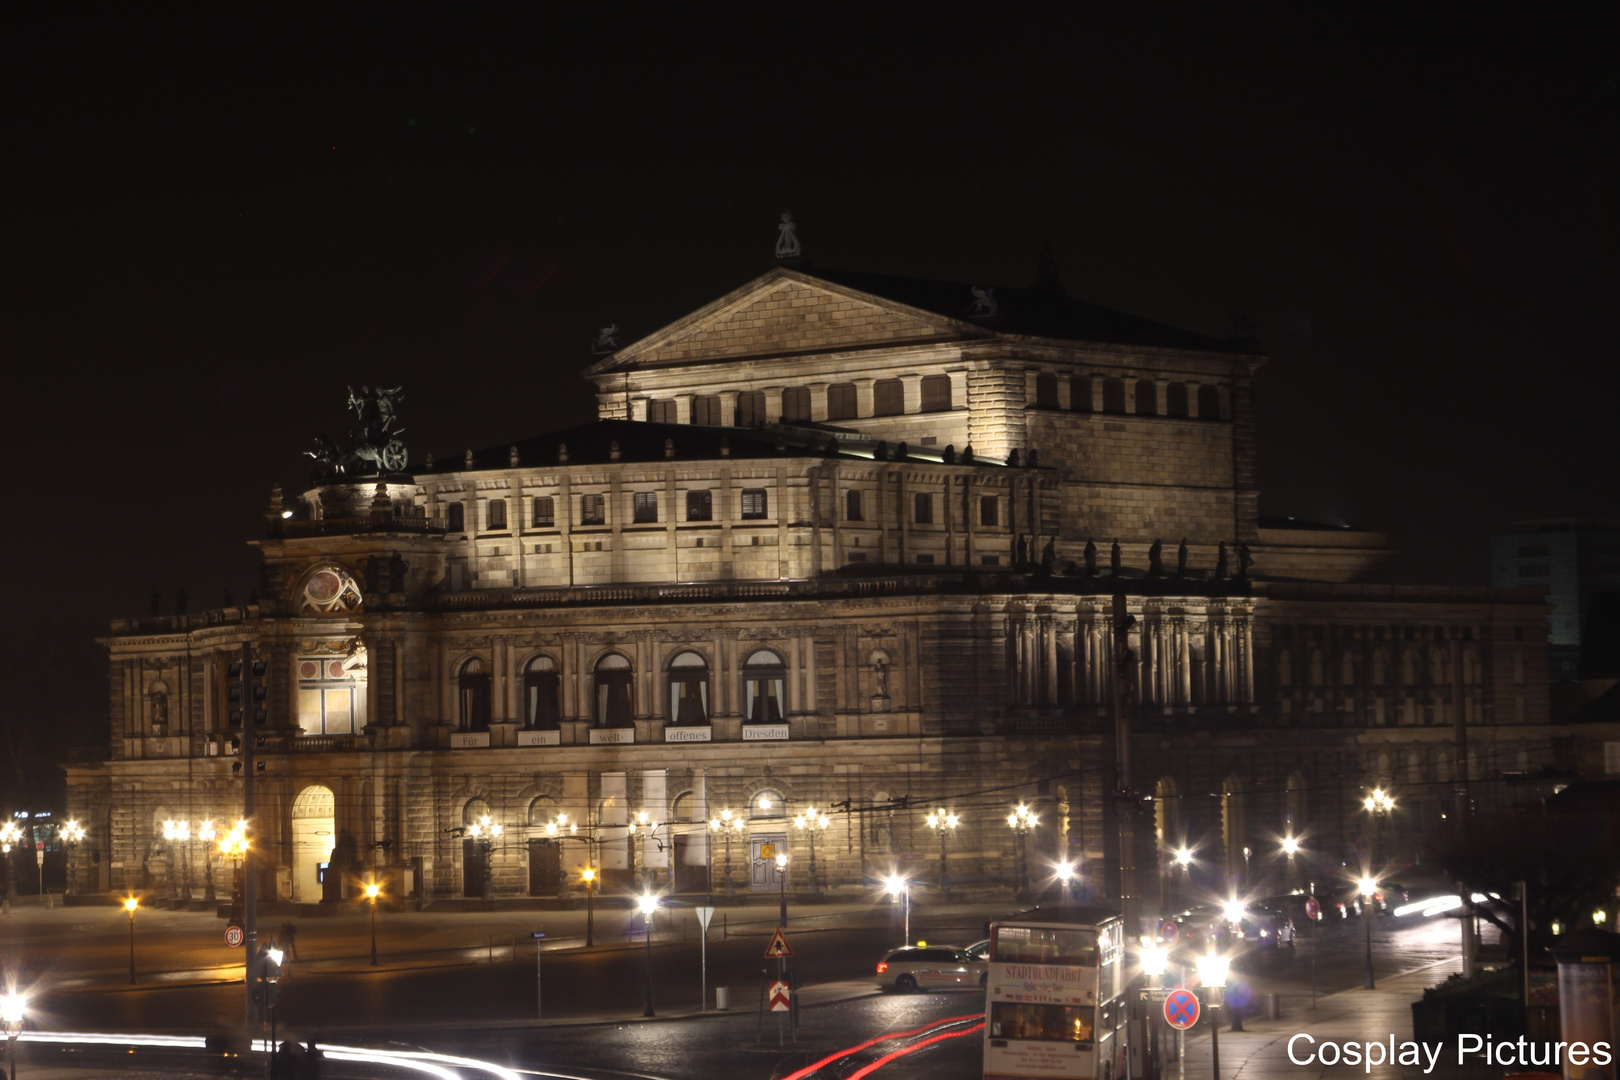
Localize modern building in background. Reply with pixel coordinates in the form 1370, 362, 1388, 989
67, 256, 1605, 910
1491, 520, 1620, 687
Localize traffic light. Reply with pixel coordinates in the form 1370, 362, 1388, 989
227, 659, 269, 727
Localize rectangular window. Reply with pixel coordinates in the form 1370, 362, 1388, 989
648, 399, 677, 423
486, 499, 507, 530
1035, 373, 1059, 409
741, 489, 767, 520
981, 555, 1000, 566
1518, 563, 1550, 578
1517, 544, 1550, 558
686, 490, 713, 521
580, 493, 605, 526
873, 378, 904, 417
446, 502, 465, 532
1070, 375, 1093, 412
532, 496, 554, 528
782, 387, 811, 422
916, 553, 935, 564
827, 383, 857, 421
846, 490, 863, 521
737, 390, 765, 426
920, 374, 952, 413
692, 395, 721, 425
980, 495, 998, 527
913, 492, 933, 524
633, 491, 658, 523
847, 552, 867, 563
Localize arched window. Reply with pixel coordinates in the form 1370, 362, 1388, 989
781, 387, 811, 423
827, 383, 857, 421
524, 655, 560, 729
920, 374, 952, 413
668, 651, 710, 725
737, 390, 766, 427
1071, 375, 1093, 412
743, 649, 786, 723
1198, 384, 1222, 419
458, 658, 491, 732
527, 795, 559, 827
463, 798, 492, 827
446, 502, 466, 532
1134, 379, 1158, 416
1101, 378, 1127, 414
872, 378, 903, 417
1166, 383, 1189, 418
751, 789, 784, 820
594, 653, 634, 728
1034, 373, 1059, 409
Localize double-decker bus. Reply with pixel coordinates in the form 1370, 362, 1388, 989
983, 907, 1126, 1080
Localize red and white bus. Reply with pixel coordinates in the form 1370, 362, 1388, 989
983, 907, 1126, 1080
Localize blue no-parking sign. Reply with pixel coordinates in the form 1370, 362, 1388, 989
1164, 988, 1200, 1029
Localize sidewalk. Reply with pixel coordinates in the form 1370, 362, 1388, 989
1175, 957, 1465, 1080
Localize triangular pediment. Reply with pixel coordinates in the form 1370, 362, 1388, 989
584, 268, 991, 375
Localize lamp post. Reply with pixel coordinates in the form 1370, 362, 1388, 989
1359, 875, 1377, 989
1, 821, 22, 913
885, 875, 911, 946
1056, 860, 1077, 907
582, 866, 600, 945
924, 809, 958, 899
793, 809, 830, 893
61, 820, 87, 898
1195, 950, 1230, 1080
198, 820, 216, 903
263, 944, 284, 1071
465, 815, 502, 903
1363, 787, 1395, 869
162, 819, 192, 901
708, 809, 746, 895
2, 990, 25, 1080
1282, 835, 1299, 893
627, 811, 655, 891
1139, 941, 1169, 1080
219, 824, 250, 914
1173, 845, 1193, 911
124, 896, 139, 983
638, 892, 659, 1017
1006, 804, 1037, 897
775, 852, 789, 927
364, 881, 381, 966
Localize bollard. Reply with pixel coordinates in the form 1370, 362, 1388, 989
716, 986, 730, 1010
1265, 992, 1281, 1020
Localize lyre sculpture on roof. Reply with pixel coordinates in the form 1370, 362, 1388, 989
775, 211, 801, 260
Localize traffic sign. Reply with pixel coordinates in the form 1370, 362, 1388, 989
1164, 988, 1200, 1030
1160, 920, 1179, 942
764, 927, 795, 958
1305, 897, 1322, 921
760, 842, 776, 860
531, 931, 546, 939
769, 980, 791, 1012
695, 906, 715, 933
225, 925, 244, 948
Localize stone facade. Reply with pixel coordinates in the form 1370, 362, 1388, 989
66, 265, 1598, 910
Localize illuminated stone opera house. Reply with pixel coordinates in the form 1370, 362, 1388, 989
67, 258, 1590, 909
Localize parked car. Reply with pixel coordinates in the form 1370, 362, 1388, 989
1263, 892, 1346, 923
965, 939, 991, 961
875, 945, 987, 992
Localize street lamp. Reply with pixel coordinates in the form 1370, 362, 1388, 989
465, 815, 502, 903
197, 820, 217, 903
124, 896, 139, 983
1172, 844, 1193, 911
581, 866, 597, 947
263, 944, 284, 1069
2, 990, 25, 1080
885, 874, 911, 946
638, 892, 659, 1017
61, 820, 87, 898
1359, 875, 1377, 989
1056, 860, 1077, 906
364, 882, 381, 966
1195, 950, 1230, 1080
794, 809, 830, 893
1, 821, 22, 913
1363, 787, 1395, 869
163, 819, 192, 901
707, 809, 746, 895
1006, 804, 1037, 897
924, 809, 959, 899
775, 852, 790, 927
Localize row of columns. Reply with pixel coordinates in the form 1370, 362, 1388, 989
1008, 613, 1255, 709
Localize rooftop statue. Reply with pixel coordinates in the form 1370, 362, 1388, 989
306, 385, 408, 479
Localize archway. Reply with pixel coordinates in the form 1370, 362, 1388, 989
291, 785, 336, 903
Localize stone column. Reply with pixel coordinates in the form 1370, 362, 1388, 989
675, 393, 694, 426
764, 387, 784, 423
1186, 382, 1202, 419
719, 391, 740, 428
1241, 619, 1255, 704
808, 383, 829, 422
804, 630, 817, 715
901, 374, 922, 414
1044, 618, 1059, 706
1177, 620, 1193, 707
854, 378, 875, 418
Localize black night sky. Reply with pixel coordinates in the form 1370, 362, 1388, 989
8, 9, 1618, 632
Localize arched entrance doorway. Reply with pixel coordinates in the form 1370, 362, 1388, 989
291, 786, 336, 903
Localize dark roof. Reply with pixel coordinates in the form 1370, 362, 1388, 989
803, 267, 1255, 355
418, 419, 1026, 473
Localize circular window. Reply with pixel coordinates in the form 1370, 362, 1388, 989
300, 565, 362, 614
